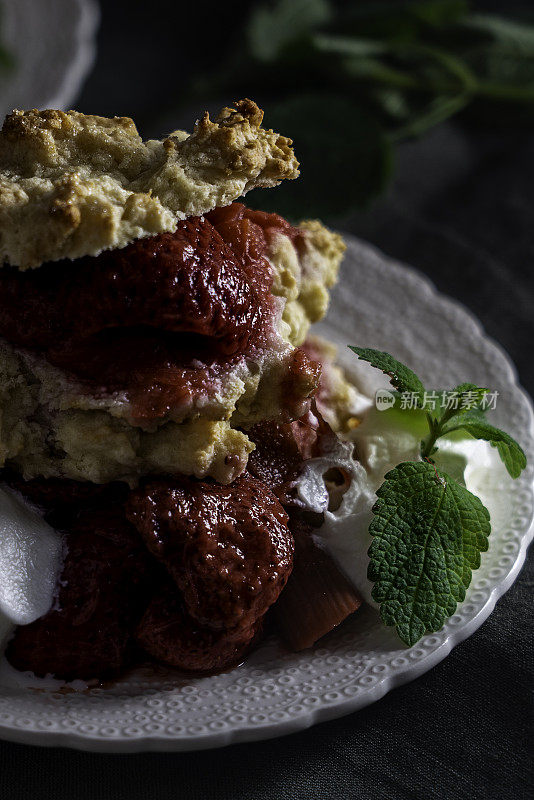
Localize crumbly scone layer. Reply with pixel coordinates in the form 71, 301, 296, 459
0, 209, 344, 484
271, 220, 345, 346
0, 100, 299, 269
0, 337, 308, 485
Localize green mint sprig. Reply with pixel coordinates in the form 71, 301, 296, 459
348, 346, 425, 395
369, 461, 490, 647
349, 345, 526, 646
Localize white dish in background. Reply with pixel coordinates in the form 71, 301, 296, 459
0, 234, 531, 752
0, 0, 98, 120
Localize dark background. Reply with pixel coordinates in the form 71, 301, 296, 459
1, 1, 532, 797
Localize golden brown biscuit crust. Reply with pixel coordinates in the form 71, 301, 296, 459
0, 100, 299, 269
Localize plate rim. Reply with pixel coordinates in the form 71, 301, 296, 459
42, 0, 100, 113
1, 0, 99, 114
0, 233, 532, 752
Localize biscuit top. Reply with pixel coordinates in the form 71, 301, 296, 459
0, 99, 300, 269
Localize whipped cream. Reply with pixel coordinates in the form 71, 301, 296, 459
0, 488, 64, 642
300, 404, 509, 606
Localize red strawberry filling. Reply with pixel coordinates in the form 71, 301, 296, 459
0, 203, 316, 421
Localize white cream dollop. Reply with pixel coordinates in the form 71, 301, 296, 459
299, 404, 509, 607
0, 488, 64, 641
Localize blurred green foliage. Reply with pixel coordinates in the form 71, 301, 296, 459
192, 0, 534, 219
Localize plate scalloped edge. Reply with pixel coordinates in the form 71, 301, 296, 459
0, 0, 99, 117
0, 234, 532, 752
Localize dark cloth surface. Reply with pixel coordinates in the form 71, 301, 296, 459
0, 1, 532, 798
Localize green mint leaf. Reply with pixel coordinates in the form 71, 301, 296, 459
247, 0, 331, 63
368, 461, 490, 646
348, 346, 426, 395
453, 382, 487, 395
441, 410, 527, 478
441, 383, 490, 415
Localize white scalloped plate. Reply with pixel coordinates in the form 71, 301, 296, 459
0, 0, 99, 120
0, 235, 532, 752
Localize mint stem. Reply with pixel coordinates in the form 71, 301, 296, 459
420, 405, 458, 460
421, 419, 440, 460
